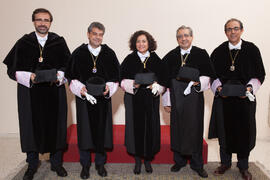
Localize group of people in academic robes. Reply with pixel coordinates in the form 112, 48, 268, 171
3, 7, 265, 180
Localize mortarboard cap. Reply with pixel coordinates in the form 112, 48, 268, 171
86, 76, 106, 96
134, 72, 156, 85
219, 83, 246, 96
34, 69, 57, 83
176, 66, 200, 82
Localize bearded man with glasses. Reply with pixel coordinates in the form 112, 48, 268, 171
3, 8, 70, 180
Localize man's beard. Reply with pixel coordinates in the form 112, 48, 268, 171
35, 25, 49, 34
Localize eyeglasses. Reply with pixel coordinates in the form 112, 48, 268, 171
225, 27, 241, 32
34, 18, 51, 23
177, 34, 191, 39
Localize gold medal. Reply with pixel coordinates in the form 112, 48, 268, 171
230, 65, 235, 71
39, 57, 43, 62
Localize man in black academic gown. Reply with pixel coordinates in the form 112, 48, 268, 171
162, 25, 215, 178
3, 8, 70, 180
66, 22, 120, 179
208, 18, 265, 180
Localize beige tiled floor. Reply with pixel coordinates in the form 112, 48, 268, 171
1, 134, 270, 180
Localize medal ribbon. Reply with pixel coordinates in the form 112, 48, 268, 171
229, 49, 240, 69
38, 44, 44, 62
142, 56, 150, 69
90, 52, 99, 73
180, 53, 189, 67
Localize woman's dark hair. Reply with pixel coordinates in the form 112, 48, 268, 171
129, 30, 157, 52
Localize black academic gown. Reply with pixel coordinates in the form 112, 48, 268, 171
3, 32, 70, 153
120, 51, 168, 158
66, 44, 120, 153
163, 46, 215, 155
208, 40, 265, 155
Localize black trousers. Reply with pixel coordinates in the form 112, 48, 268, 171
26, 151, 62, 169
219, 146, 249, 170
79, 150, 107, 167
173, 150, 204, 170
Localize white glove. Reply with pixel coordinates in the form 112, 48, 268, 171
183, 81, 195, 95
147, 82, 160, 96
85, 92, 97, 105
246, 91, 255, 102
57, 71, 67, 84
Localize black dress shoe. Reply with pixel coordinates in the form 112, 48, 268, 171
239, 169, 252, 180
144, 160, 153, 173
133, 156, 142, 175
170, 164, 183, 172
191, 168, 208, 178
23, 167, 37, 180
80, 166, 90, 179
214, 164, 231, 175
51, 166, 68, 177
95, 164, 107, 177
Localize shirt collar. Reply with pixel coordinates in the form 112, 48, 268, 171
88, 44, 101, 56
229, 40, 242, 50
180, 45, 192, 55
137, 51, 150, 62
35, 32, 48, 47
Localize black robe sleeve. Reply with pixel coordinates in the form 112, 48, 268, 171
3, 40, 21, 80
102, 45, 120, 82
247, 42, 265, 83
65, 46, 82, 81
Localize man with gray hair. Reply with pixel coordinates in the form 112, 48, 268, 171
208, 18, 265, 180
162, 25, 215, 178
66, 22, 120, 179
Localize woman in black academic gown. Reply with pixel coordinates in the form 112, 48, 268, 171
120, 30, 168, 174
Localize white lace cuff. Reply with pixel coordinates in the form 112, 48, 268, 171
69, 80, 85, 99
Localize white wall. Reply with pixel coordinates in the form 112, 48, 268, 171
1, 0, 270, 139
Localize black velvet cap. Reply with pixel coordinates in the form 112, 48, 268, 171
219, 83, 246, 96
34, 69, 57, 83
176, 66, 200, 82
134, 72, 156, 85
86, 77, 106, 96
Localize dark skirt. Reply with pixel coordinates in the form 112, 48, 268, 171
124, 88, 160, 158
76, 96, 113, 153
208, 96, 256, 154
18, 83, 67, 153
170, 79, 204, 155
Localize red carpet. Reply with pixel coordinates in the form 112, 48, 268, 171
63, 124, 208, 164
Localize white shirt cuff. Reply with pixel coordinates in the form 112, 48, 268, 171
157, 84, 165, 95
106, 82, 119, 98
162, 88, 171, 106
247, 78, 261, 95
198, 76, 210, 92
211, 78, 222, 94
15, 71, 32, 88
69, 80, 85, 99
121, 79, 135, 95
